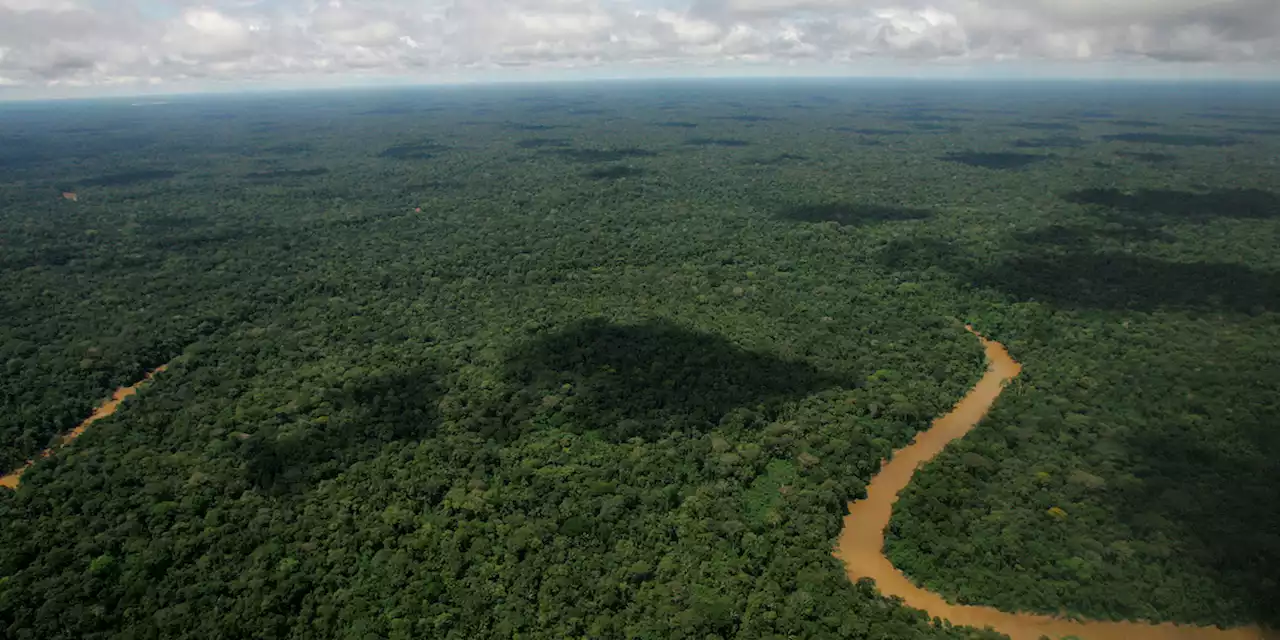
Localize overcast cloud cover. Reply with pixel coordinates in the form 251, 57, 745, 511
1, 0, 1278, 97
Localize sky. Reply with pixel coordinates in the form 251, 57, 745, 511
1, 0, 1278, 99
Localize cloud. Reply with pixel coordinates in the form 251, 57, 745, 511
0, 0, 1276, 94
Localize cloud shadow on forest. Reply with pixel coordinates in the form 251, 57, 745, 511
243, 168, 330, 180
745, 153, 806, 166
684, 137, 751, 147
1013, 224, 1175, 247
1110, 119, 1159, 128
941, 152, 1049, 170
880, 235, 1279, 314
379, 141, 450, 159
778, 203, 933, 226
1115, 151, 1177, 164
912, 123, 961, 133
502, 318, 846, 442
1013, 122, 1078, 131
584, 165, 644, 180
515, 138, 570, 149
551, 147, 657, 163
260, 142, 314, 156
242, 365, 443, 494
1101, 132, 1239, 147
833, 127, 910, 135
1012, 136, 1087, 149
357, 106, 420, 116
979, 253, 1277, 312
1064, 188, 1280, 220
1229, 127, 1280, 136
1120, 422, 1280, 625
80, 169, 180, 187
888, 112, 969, 123
505, 122, 562, 131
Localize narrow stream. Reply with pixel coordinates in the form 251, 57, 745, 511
833, 328, 1270, 640
1, 365, 167, 489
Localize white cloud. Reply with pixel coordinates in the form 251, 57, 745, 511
0, 0, 1276, 95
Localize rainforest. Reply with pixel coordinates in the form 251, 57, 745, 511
0, 80, 1277, 640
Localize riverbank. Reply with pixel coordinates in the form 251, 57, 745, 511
0, 365, 168, 489
833, 328, 1270, 640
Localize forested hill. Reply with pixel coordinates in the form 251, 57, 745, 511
1, 81, 1277, 637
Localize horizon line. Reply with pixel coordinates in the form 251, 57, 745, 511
3, 73, 1280, 104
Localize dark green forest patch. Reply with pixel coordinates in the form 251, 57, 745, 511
552, 147, 657, 163
243, 168, 330, 180
912, 123, 961, 132
779, 203, 933, 226
357, 106, 440, 116
940, 152, 1048, 170
146, 229, 249, 252
506, 122, 562, 131
584, 165, 644, 180
878, 238, 965, 273
976, 250, 1278, 313
357, 106, 412, 115
379, 141, 450, 159
515, 138, 570, 149
882, 235, 1276, 313
55, 126, 112, 135
656, 121, 699, 128
1230, 127, 1280, 135
745, 153, 806, 165
890, 112, 969, 123
0, 142, 48, 168
1013, 122, 1078, 131
1013, 224, 1175, 246
260, 142, 314, 155
805, 95, 838, 104
420, 179, 464, 191
1110, 119, 1159, 127
1192, 111, 1280, 123
522, 103, 573, 114
1013, 136, 1087, 149
1115, 151, 1177, 164
1064, 188, 1280, 219
139, 214, 214, 229
833, 127, 910, 135
1101, 132, 1239, 146
685, 138, 751, 147
81, 169, 180, 187
503, 319, 846, 442
243, 365, 442, 493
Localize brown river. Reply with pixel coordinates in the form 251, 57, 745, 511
834, 328, 1272, 640
0, 365, 167, 489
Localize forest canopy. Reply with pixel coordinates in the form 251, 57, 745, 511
1, 80, 1278, 638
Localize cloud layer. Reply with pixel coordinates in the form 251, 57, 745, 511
1, 0, 1277, 93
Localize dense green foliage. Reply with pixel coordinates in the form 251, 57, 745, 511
1, 80, 1277, 638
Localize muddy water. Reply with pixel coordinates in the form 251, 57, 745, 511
834, 329, 1271, 640
0, 365, 168, 489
